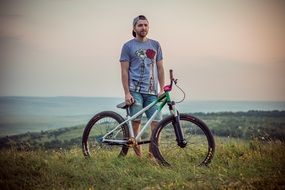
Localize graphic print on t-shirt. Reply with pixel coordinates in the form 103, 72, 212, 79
134, 48, 156, 94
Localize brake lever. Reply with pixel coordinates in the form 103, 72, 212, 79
174, 79, 178, 84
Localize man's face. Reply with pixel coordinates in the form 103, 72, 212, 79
133, 20, 149, 38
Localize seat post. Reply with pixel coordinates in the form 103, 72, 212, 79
126, 107, 130, 117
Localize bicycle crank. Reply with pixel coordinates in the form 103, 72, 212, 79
127, 137, 138, 147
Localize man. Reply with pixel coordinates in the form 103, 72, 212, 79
119, 15, 165, 157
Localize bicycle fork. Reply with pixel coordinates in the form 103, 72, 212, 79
168, 101, 187, 148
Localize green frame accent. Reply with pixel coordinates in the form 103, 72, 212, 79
157, 91, 170, 112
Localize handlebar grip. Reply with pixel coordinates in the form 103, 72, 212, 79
169, 69, 174, 80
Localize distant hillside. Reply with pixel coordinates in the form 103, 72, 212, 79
0, 97, 125, 136
0, 97, 285, 136
1, 111, 284, 150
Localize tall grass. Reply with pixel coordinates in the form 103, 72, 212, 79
0, 138, 284, 189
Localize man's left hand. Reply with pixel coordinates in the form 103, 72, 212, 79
158, 91, 164, 98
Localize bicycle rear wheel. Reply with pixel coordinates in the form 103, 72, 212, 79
82, 111, 129, 158
151, 113, 215, 166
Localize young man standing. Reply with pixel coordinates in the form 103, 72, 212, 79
119, 15, 165, 157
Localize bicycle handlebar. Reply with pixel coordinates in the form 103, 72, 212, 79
163, 69, 176, 92
169, 69, 174, 81
162, 69, 185, 103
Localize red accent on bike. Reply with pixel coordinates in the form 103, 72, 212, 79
163, 85, 172, 92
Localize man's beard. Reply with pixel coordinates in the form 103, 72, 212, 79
137, 30, 148, 37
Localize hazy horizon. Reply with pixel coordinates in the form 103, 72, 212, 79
1, 96, 285, 103
1, 0, 284, 101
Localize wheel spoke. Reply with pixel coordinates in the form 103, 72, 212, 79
82, 112, 129, 157
152, 114, 215, 166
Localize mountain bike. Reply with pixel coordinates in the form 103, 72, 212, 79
82, 70, 215, 166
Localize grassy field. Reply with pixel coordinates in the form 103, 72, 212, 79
0, 138, 284, 189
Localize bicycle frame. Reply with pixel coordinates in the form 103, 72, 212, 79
83, 69, 212, 164
101, 91, 178, 145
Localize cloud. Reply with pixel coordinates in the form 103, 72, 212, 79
0, 31, 22, 49
0, 0, 22, 14
0, 13, 22, 19
0, 32, 24, 62
0, 32, 21, 41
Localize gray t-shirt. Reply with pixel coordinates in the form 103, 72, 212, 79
119, 38, 163, 95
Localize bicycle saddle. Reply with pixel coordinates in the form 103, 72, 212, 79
116, 101, 134, 109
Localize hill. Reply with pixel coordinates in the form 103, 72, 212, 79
0, 111, 284, 189
0, 111, 284, 150
1, 96, 285, 137
0, 138, 284, 189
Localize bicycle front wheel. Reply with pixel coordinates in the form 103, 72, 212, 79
151, 113, 215, 166
82, 111, 129, 158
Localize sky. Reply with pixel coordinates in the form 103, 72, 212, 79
0, 0, 284, 101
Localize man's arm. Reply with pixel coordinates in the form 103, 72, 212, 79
120, 61, 134, 104
157, 60, 165, 96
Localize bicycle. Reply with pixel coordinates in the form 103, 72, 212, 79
82, 70, 215, 166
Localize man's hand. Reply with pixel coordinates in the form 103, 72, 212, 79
125, 93, 134, 105
158, 90, 164, 98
